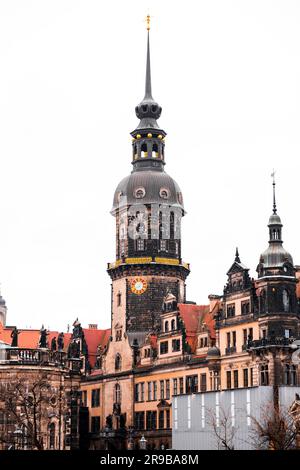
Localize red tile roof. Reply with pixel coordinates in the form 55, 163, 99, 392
0, 323, 111, 368
178, 303, 215, 352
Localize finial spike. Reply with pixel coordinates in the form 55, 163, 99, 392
271, 169, 277, 214
144, 17, 152, 99
235, 247, 241, 263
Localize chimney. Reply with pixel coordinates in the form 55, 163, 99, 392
88, 324, 98, 330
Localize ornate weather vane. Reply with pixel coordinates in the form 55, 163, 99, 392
271, 169, 277, 214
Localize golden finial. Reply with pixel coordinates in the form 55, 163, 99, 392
146, 14, 151, 31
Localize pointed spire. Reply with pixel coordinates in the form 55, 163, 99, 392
144, 30, 153, 100
235, 247, 241, 263
271, 170, 277, 214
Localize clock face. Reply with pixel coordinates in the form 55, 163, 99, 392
131, 277, 148, 295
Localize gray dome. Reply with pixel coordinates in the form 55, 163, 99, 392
260, 243, 293, 269
207, 346, 221, 359
112, 170, 184, 213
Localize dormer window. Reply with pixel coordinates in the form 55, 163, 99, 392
227, 304, 235, 318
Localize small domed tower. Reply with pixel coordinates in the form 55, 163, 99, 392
256, 177, 299, 337
107, 25, 190, 335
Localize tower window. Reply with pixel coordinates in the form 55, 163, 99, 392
115, 353, 122, 371
171, 319, 176, 331
114, 383, 121, 404
137, 239, 145, 251
282, 289, 290, 312
160, 240, 167, 251
159, 188, 169, 199
164, 321, 169, 332
134, 187, 146, 199
117, 292, 122, 307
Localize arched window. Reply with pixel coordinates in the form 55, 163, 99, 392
114, 383, 121, 404
165, 321, 169, 332
171, 319, 176, 331
283, 289, 290, 312
115, 353, 122, 371
49, 422, 55, 449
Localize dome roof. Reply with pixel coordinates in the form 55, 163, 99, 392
112, 170, 184, 213
207, 345, 221, 358
268, 213, 282, 226
260, 243, 293, 269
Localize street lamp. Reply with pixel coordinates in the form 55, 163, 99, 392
139, 435, 147, 450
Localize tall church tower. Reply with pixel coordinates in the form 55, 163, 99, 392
107, 24, 190, 337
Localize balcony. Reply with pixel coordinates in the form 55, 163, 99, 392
225, 346, 237, 355
0, 347, 67, 366
247, 337, 295, 350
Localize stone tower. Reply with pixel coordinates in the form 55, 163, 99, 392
107, 28, 190, 337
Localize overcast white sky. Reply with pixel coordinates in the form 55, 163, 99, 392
0, 1, 300, 331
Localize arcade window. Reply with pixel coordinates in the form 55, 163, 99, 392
160, 341, 168, 355
91, 389, 100, 408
